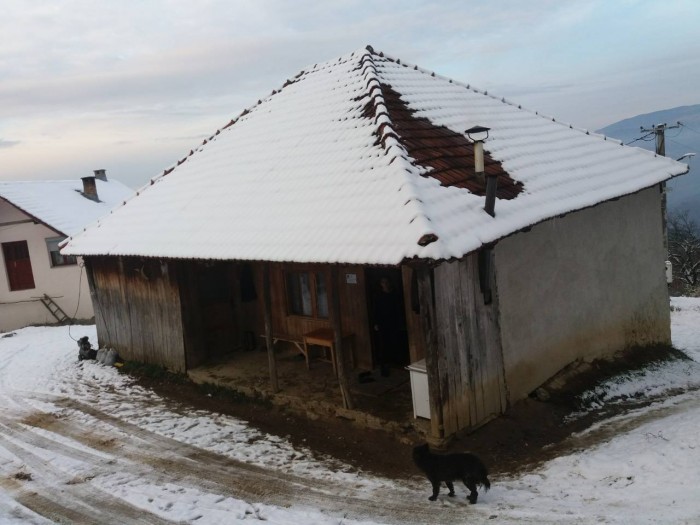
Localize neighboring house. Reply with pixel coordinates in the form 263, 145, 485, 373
0, 171, 133, 332
62, 47, 688, 441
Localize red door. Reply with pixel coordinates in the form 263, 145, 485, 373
2, 241, 35, 291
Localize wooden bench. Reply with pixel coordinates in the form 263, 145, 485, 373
260, 333, 309, 368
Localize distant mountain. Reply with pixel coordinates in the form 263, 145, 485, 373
598, 105, 700, 225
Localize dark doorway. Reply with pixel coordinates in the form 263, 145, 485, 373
195, 262, 236, 360
366, 268, 409, 373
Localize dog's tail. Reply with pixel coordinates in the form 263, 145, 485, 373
480, 464, 491, 492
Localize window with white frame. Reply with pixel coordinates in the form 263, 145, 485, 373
45, 237, 77, 267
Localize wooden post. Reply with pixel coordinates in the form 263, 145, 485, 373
330, 265, 354, 410
416, 264, 444, 440
262, 263, 279, 393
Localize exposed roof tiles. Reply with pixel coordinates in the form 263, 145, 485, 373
368, 83, 522, 198
62, 46, 689, 264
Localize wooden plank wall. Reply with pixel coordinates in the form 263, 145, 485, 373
402, 266, 425, 364
87, 257, 383, 375
433, 253, 507, 435
87, 256, 186, 372
265, 263, 373, 371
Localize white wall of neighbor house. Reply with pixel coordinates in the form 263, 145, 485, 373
495, 186, 670, 402
0, 204, 93, 332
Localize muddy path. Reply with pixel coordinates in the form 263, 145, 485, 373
0, 391, 499, 525
2, 387, 696, 524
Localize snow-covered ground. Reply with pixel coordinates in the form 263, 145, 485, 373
0, 298, 699, 524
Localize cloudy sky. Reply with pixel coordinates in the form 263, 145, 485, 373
1, 0, 698, 188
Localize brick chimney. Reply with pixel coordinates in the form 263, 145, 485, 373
81, 176, 99, 201
93, 169, 107, 181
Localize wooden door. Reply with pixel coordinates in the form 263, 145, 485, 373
2, 241, 35, 291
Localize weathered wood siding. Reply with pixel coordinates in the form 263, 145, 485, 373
402, 266, 425, 364
86, 257, 381, 375
87, 256, 186, 371
433, 254, 507, 435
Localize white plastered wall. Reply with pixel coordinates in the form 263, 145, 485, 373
0, 202, 94, 332
494, 186, 671, 402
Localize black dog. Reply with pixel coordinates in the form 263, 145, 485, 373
412, 443, 490, 503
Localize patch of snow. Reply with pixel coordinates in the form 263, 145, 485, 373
1, 298, 700, 523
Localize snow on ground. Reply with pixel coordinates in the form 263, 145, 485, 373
576, 296, 700, 411
0, 297, 699, 524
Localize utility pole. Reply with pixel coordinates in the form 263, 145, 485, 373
639, 122, 681, 253
640, 122, 680, 157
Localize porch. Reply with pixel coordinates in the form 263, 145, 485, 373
186, 341, 429, 442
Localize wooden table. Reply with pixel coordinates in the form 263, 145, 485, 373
302, 328, 353, 376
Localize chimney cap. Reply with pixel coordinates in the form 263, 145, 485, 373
465, 125, 490, 142
93, 169, 107, 181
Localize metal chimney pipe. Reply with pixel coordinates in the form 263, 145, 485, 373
484, 173, 498, 217
465, 125, 496, 217
81, 176, 99, 201
93, 169, 107, 181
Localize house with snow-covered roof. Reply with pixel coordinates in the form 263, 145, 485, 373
63, 47, 688, 441
1, 171, 133, 332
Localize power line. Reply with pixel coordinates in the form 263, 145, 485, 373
626, 131, 655, 145
668, 137, 697, 152
639, 122, 681, 157
680, 122, 700, 135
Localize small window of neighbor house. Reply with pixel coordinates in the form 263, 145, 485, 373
45, 237, 77, 267
2, 240, 36, 291
285, 270, 329, 319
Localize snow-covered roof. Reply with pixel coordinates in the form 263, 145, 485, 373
62, 46, 689, 264
0, 178, 134, 237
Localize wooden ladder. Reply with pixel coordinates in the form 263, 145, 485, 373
40, 294, 70, 323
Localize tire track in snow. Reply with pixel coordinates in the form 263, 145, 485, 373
0, 431, 177, 525
4, 392, 492, 524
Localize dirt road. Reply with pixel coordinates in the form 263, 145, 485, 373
1, 390, 499, 524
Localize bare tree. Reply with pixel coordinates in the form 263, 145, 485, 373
668, 210, 700, 294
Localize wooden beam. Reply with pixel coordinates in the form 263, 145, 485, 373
0, 218, 35, 227
330, 265, 354, 410
416, 264, 444, 440
262, 263, 279, 393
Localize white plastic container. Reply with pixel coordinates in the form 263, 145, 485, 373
406, 359, 431, 419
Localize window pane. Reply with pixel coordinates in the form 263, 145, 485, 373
299, 272, 312, 316
46, 236, 76, 267
316, 272, 328, 318
286, 272, 303, 315
286, 271, 313, 316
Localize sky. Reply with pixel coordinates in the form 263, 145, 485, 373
1, 0, 699, 189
